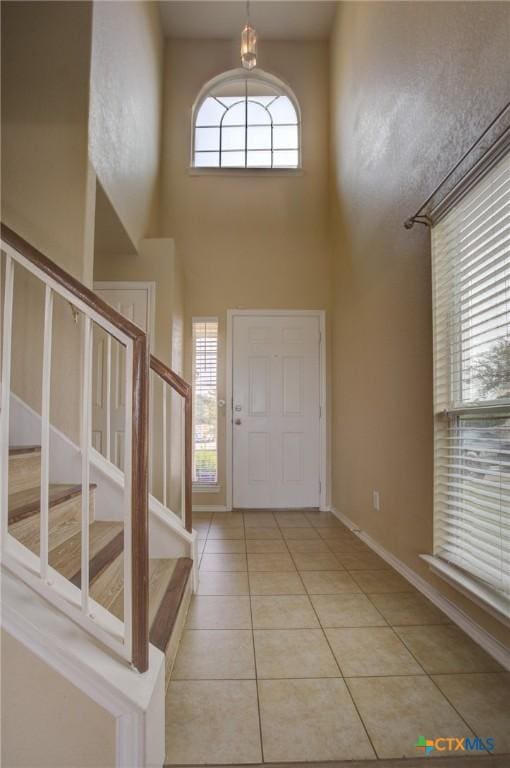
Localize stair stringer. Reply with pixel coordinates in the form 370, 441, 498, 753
1, 567, 166, 768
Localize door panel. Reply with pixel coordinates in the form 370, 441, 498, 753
249, 357, 271, 415
233, 314, 321, 509
282, 357, 303, 415
248, 432, 270, 483
282, 432, 303, 482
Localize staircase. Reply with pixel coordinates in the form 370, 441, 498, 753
8, 445, 193, 686
1, 225, 196, 765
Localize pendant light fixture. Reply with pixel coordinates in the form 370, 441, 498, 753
240, 0, 257, 70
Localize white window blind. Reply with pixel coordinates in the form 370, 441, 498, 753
432, 150, 510, 614
192, 319, 218, 485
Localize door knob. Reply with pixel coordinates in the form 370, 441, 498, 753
234, 418, 242, 425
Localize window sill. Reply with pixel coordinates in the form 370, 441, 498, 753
193, 484, 221, 494
421, 555, 510, 627
188, 167, 304, 178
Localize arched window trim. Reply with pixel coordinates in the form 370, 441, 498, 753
190, 67, 302, 171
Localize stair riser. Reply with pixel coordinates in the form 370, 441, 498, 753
164, 577, 192, 692
8, 490, 96, 556
8, 452, 41, 496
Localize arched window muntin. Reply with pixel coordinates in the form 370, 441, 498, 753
191, 68, 301, 170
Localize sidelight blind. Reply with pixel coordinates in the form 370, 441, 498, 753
192, 318, 219, 485
431, 151, 510, 612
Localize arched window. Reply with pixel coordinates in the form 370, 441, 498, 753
192, 69, 300, 169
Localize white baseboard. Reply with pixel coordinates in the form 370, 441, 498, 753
330, 506, 510, 670
192, 505, 231, 513
193, 506, 329, 514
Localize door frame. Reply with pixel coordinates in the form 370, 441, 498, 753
226, 309, 327, 511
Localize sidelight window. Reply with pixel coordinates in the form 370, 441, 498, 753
192, 318, 219, 487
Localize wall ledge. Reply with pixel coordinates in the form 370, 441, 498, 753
188, 167, 304, 178
421, 554, 509, 628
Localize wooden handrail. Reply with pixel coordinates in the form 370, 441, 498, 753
150, 354, 191, 399
1, 224, 146, 343
1, 223, 149, 673
150, 354, 193, 533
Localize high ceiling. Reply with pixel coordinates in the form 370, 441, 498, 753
159, 1, 338, 41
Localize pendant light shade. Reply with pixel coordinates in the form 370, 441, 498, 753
240, 2, 257, 70
241, 24, 257, 70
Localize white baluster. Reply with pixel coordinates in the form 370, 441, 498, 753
40, 285, 53, 581
181, 397, 186, 524
81, 315, 92, 613
162, 382, 167, 508
106, 333, 112, 462
0, 254, 14, 549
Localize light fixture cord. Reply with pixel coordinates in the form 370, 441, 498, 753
246, 0, 250, 22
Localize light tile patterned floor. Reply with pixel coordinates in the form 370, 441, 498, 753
165, 510, 510, 765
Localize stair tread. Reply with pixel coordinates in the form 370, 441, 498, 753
93, 556, 179, 623
9, 445, 41, 456
88, 553, 192, 653
8, 482, 97, 524
89, 551, 125, 612
49, 521, 123, 580
8, 485, 95, 553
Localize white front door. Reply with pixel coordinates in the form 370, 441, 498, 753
92, 285, 151, 469
232, 314, 321, 509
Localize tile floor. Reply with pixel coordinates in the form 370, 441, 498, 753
165, 510, 509, 765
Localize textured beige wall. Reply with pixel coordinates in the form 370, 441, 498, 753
89, 0, 163, 249
160, 39, 332, 507
330, 1, 510, 644
1, 1, 93, 280
2, 0, 165, 443
1, 1, 94, 442
1, 631, 116, 767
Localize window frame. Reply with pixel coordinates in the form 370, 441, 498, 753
426, 150, 510, 622
190, 67, 302, 172
191, 316, 220, 492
